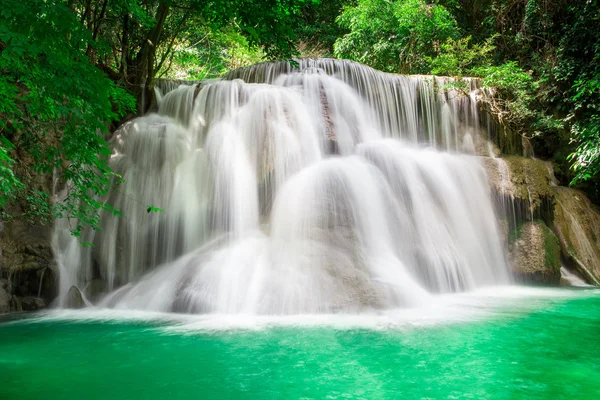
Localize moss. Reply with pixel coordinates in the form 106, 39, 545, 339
510, 221, 561, 284
553, 187, 600, 284
541, 223, 561, 273
508, 222, 523, 245
482, 156, 553, 221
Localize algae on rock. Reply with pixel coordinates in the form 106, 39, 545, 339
553, 187, 600, 284
482, 156, 554, 219
510, 221, 561, 285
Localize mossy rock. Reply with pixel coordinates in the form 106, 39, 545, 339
482, 156, 553, 214
553, 187, 600, 285
510, 221, 561, 285
66, 286, 86, 309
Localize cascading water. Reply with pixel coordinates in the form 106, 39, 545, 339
54, 58, 509, 314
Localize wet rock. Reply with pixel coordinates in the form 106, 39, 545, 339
0, 278, 11, 293
20, 296, 46, 311
510, 222, 561, 285
553, 187, 600, 284
36, 265, 58, 303
88, 279, 107, 302
482, 156, 554, 218
0, 286, 22, 314
10, 296, 22, 312
0, 287, 12, 314
0, 218, 56, 309
66, 286, 86, 309
497, 219, 509, 249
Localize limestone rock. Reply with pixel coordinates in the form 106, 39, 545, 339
0, 286, 12, 314
553, 187, 600, 284
20, 296, 46, 311
0, 278, 10, 293
497, 219, 509, 249
0, 218, 56, 310
0, 286, 22, 314
482, 156, 554, 217
87, 279, 107, 302
66, 286, 86, 309
510, 222, 561, 285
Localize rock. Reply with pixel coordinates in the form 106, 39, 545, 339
0, 286, 22, 314
0, 278, 11, 293
497, 219, 509, 249
10, 296, 22, 312
0, 218, 56, 308
465, 132, 501, 157
34, 265, 58, 303
66, 286, 86, 309
88, 279, 106, 302
0, 287, 12, 314
20, 296, 46, 311
482, 156, 554, 219
510, 222, 561, 285
553, 187, 600, 284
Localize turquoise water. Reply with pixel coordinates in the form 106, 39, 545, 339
1, 288, 599, 400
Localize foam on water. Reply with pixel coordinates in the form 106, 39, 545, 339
18, 287, 598, 332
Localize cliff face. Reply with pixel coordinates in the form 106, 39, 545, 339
509, 222, 561, 285
553, 187, 600, 285
0, 219, 57, 311
484, 155, 600, 285
0, 130, 58, 314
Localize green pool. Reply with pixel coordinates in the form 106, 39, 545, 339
1, 287, 599, 399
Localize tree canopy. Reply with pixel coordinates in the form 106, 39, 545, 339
0, 0, 311, 233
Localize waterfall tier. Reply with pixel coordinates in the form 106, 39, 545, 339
54, 59, 509, 314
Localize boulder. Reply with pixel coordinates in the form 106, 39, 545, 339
65, 286, 86, 309
553, 187, 600, 284
20, 296, 46, 311
510, 222, 561, 285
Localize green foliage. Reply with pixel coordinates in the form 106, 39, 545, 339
0, 0, 134, 232
429, 35, 496, 76
472, 62, 540, 130
158, 25, 264, 80
560, 2, 600, 185
334, 0, 459, 73
0, 137, 22, 210
1, 0, 316, 237
146, 206, 164, 214
569, 116, 600, 185
295, 0, 354, 57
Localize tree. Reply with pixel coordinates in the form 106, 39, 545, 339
65, 0, 309, 113
0, 0, 135, 233
334, 0, 459, 74
0, 0, 311, 234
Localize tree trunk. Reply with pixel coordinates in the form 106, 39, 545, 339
129, 2, 171, 115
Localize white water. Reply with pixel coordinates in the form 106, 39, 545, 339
25, 287, 599, 331
561, 267, 593, 287
54, 59, 509, 314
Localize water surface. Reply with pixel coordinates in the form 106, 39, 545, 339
1, 288, 598, 399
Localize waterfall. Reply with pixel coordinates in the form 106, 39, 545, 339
53, 59, 509, 314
